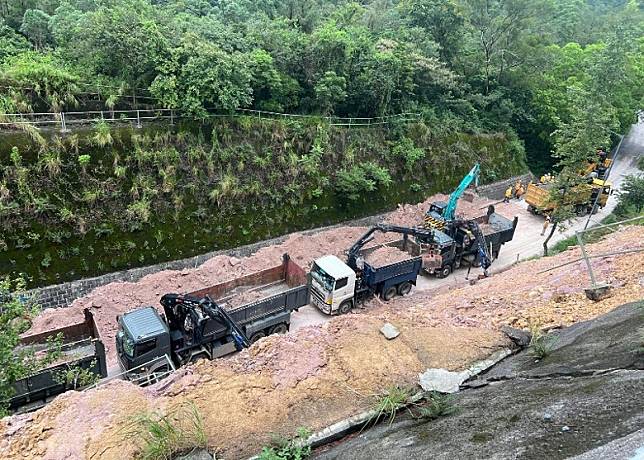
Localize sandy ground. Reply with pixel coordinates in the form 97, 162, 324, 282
1, 225, 642, 460
4, 123, 641, 459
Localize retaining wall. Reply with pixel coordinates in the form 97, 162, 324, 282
27, 173, 532, 310
477, 173, 535, 200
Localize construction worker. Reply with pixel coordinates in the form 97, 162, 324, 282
540, 174, 547, 184
597, 148, 607, 163
514, 180, 522, 197
504, 186, 512, 203
541, 215, 551, 236
516, 184, 525, 200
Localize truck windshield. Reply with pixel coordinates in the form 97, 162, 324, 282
311, 263, 335, 292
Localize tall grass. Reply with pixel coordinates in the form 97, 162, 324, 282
123, 402, 208, 460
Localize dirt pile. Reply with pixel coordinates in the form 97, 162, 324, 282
384, 193, 521, 228
393, 225, 644, 331
2, 227, 642, 460
223, 288, 272, 310
3, 316, 505, 460
364, 246, 412, 267
25, 192, 513, 366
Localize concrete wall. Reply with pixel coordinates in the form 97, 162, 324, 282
477, 173, 535, 200
27, 213, 386, 310
27, 173, 534, 310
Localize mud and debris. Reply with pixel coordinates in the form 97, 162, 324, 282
25, 192, 515, 366
364, 246, 411, 268
3, 224, 642, 460
6, 183, 643, 460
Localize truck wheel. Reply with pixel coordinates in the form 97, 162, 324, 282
270, 323, 288, 335
398, 282, 412, 296
249, 331, 266, 344
436, 265, 452, 279
339, 301, 353, 315
382, 286, 398, 301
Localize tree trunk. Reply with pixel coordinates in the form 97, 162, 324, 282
543, 221, 558, 256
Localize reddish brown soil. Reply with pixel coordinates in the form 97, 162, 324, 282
2, 227, 642, 460
25, 193, 518, 367
364, 246, 412, 268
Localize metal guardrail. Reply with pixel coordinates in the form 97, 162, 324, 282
0, 108, 421, 130
87, 354, 176, 390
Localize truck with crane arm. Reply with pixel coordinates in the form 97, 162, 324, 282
422, 163, 518, 277
115, 254, 309, 383
310, 224, 434, 315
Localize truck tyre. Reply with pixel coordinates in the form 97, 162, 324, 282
436, 265, 452, 279
398, 282, 412, 296
249, 331, 266, 344
382, 286, 398, 301
270, 323, 288, 335
339, 301, 353, 315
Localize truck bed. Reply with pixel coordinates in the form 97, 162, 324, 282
10, 309, 107, 412
188, 254, 310, 337
359, 239, 423, 286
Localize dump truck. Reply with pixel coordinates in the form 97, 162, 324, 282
310, 224, 430, 315
116, 254, 309, 383
424, 209, 518, 278
8, 309, 108, 413
526, 178, 612, 216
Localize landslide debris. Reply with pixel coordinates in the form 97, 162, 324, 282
364, 246, 411, 267
25, 193, 518, 367
3, 226, 641, 460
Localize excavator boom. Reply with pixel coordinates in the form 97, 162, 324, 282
442, 163, 480, 221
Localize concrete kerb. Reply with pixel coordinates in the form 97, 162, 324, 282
247, 347, 513, 458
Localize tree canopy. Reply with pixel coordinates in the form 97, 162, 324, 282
0, 0, 642, 170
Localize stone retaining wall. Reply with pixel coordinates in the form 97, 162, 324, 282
27, 213, 386, 310
477, 173, 535, 200
28, 173, 533, 310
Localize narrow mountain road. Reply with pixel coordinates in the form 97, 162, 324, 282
292, 121, 643, 331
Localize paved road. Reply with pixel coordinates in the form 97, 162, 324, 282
291, 122, 643, 331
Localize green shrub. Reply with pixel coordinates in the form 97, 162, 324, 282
414, 392, 457, 420
258, 427, 311, 460
335, 163, 392, 200
123, 403, 208, 460
366, 386, 412, 427
529, 325, 558, 359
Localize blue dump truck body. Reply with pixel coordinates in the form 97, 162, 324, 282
357, 239, 424, 300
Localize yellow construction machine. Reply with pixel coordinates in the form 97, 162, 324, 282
526, 178, 612, 216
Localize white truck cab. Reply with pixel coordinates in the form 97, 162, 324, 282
310, 255, 357, 314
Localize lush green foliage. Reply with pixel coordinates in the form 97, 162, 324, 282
367, 385, 412, 426
0, 117, 525, 286
0, 0, 639, 156
258, 427, 312, 460
123, 402, 208, 460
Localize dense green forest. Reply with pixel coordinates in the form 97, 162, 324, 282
0, 0, 642, 162
0, 0, 642, 286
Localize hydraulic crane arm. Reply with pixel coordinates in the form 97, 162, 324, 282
160, 293, 250, 350
347, 223, 435, 269
200, 296, 250, 350
442, 163, 480, 221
